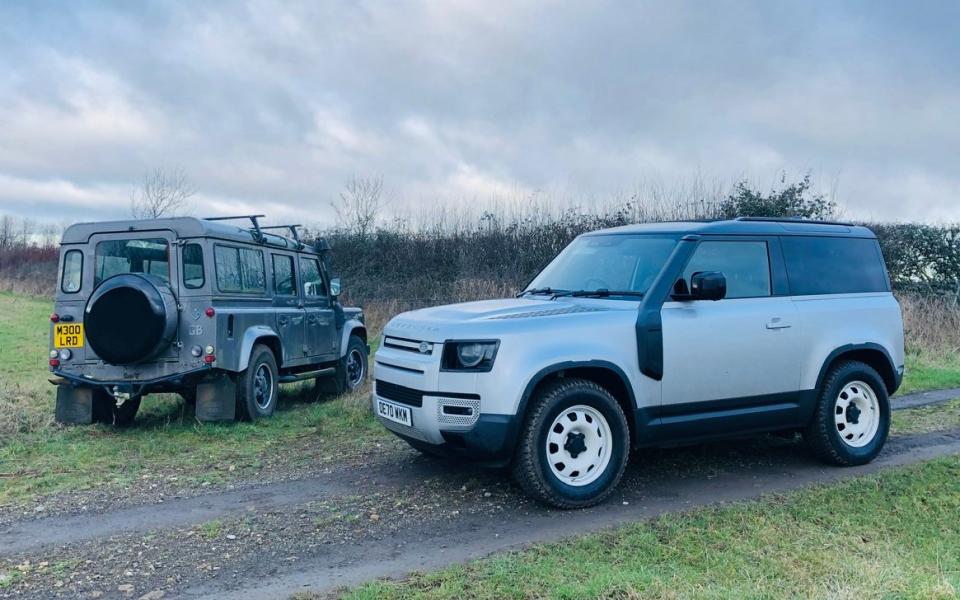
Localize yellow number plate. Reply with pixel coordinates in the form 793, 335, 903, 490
54, 323, 85, 349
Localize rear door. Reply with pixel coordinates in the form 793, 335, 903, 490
271, 252, 307, 361
299, 256, 338, 360
659, 237, 802, 437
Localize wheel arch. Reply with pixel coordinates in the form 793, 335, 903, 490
814, 343, 900, 397
340, 320, 367, 357
237, 326, 283, 371
516, 360, 639, 447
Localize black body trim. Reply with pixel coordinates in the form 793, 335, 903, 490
374, 360, 425, 375
374, 380, 481, 409
813, 343, 901, 396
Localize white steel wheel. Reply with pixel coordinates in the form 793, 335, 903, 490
834, 380, 880, 448
545, 404, 613, 487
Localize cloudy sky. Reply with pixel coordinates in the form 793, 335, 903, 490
1, 1, 958, 226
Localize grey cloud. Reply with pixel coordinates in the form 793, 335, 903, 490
0, 0, 957, 225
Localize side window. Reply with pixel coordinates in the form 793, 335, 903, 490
215, 246, 242, 292
272, 254, 296, 296
215, 245, 266, 293
781, 237, 889, 295
61, 249, 83, 293
299, 257, 327, 297
239, 248, 266, 292
182, 243, 205, 289
683, 241, 771, 299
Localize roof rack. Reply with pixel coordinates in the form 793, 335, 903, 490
204, 214, 266, 241
261, 224, 303, 245
735, 216, 856, 227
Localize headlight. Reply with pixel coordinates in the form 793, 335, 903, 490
442, 340, 499, 372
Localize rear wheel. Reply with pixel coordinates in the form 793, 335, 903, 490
236, 344, 279, 421
803, 360, 890, 466
512, 378, 630, 509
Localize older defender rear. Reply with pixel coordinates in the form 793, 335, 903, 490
50, 215, 368, 425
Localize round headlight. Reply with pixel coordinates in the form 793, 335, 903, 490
457, 343, 486, 368
58, 348, 72, 361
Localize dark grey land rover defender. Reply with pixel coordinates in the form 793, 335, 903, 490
49, 215, 368, 425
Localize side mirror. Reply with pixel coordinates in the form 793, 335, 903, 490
329, 277, 342, 298
690, 271, 726, 301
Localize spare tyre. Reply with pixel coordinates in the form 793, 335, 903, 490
85, 273, 178, 365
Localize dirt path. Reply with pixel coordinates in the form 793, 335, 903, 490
1, 389, 958, 599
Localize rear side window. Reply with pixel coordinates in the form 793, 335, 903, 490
781, 237, 889, 295
182, 244, 205, 289
272, 254, 296, 295
299, 257, 327, 296
61, 249, 83, 293
215, 245, 266, 293
683, 241, 771, 299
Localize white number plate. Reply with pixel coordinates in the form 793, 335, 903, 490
377, 399, 412, 427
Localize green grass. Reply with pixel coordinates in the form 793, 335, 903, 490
345, 456, 960, 599
900, 352, 960, 394
0, 292, 388, 506
893, 398, 960, 435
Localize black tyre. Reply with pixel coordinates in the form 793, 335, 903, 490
803, 360, 890, 466
91, 390, 140, 426
113, 396, 141, 427
512, 378, 630, 509
91, 389, 115, 424
236, 344, 279, 421
313, 336, 368, 398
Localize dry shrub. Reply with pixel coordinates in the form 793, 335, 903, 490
898, 293, 960, 355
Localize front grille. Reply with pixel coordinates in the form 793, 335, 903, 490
383, 336, 434, 354
375, 380, 424, 407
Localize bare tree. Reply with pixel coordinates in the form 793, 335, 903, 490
130, 168, 196, 219
331, 175, 386, 237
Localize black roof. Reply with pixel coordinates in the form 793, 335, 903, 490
590, 217, 877, 239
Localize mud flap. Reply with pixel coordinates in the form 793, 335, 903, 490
195, 373, 237, 422
55, 385, 93, 425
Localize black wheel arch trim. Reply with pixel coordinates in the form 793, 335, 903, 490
511, 359, 639, 450
813, 342, 901, 397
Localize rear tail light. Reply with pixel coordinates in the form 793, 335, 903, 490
49, 358, 60, 368
204, 355, 216, 364
205, 307, 216, 318
50, 313, 60, 323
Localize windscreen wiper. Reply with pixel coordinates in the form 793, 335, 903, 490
517, 287, 566, 297
550, 289, 646, 299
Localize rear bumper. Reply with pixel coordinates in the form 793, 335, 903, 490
51, 366, 213, 397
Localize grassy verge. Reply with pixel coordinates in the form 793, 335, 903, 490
893, 398, 960, 436
342, 456, 960, 599
0, 293, 390, 507
1, 290, 959, 507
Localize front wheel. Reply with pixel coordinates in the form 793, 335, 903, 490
512, 378, 630, 509
803, 360, 890, 466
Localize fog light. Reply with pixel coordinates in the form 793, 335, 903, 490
49, 350, 59, 359
205, 345, 215, 355
191, 345, 203, 357
58, 348, 72, 361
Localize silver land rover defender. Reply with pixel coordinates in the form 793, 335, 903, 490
50, 215, 368, 425
373, 218, 905, 508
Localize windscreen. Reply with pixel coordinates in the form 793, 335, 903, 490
526, 235, 678, 296
95, 238, 170, 285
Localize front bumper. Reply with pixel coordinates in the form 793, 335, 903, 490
52, 366, 213, 397
372, 383, 519, 466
